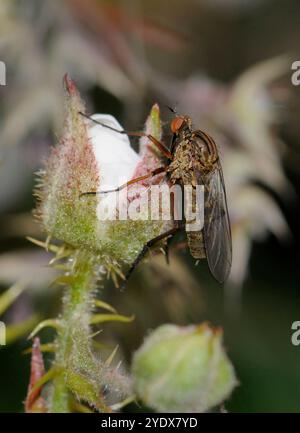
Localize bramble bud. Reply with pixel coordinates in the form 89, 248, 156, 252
36, 75, 171, 268
131, 323, 237, 412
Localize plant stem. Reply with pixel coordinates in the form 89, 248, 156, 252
50, 249, 97, 413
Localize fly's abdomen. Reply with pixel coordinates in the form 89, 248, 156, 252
185, 184, 206, 259
187, 231, 206, 259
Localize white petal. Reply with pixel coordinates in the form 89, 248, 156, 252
88, 114, 141, 221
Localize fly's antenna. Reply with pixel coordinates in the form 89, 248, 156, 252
166, 101, 179, 115
78, 111, 125, 134
166, 105, 177, 114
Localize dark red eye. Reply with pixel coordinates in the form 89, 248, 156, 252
170, 117, 184, 133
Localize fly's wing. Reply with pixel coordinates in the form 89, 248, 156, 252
196, 164, 232, 283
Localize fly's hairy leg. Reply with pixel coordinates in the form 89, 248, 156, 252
79, 112, 172, 159
80, 166, 167, 196
120, 226, 181, 290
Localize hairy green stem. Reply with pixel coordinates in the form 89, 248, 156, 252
50, 250, 98, 412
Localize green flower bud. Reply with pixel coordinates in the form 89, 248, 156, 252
131, 323, 237, 412
35, 75, 171, 269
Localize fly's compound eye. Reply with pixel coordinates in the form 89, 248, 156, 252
170, 117, 184, 133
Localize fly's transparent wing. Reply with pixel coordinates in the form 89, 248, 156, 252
197, 164, 232, 283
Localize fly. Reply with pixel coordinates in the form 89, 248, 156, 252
168, 114, 232, 283
80, 111, 232, 284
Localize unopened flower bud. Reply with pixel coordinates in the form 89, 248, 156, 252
36, 75, 171, 268
131, 323, 237, 412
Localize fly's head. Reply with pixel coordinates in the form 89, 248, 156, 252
170, 115, 192, 135
170, 115, 193, 154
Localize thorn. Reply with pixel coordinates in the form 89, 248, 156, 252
28, 366, 61, 398
0, 280, 28, 316
110, 395, 137, 411
23, 343, 57, 355
89, 329, 103, 339
94, 299, 117, 314
26, 236, 59, 253
63, 73, 77, 95
105, 345, 119, 367
90, 313, 135, 325
28, 319, 61, 340
45, 235, 51, 252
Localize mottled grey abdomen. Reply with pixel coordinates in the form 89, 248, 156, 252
187, 231, 206, 259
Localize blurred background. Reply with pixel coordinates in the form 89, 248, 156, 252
0, 0, 300, 412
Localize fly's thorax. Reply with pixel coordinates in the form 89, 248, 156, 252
169, 139, 215, 179
183, 131, 217, 171
168, 138, 193, 184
